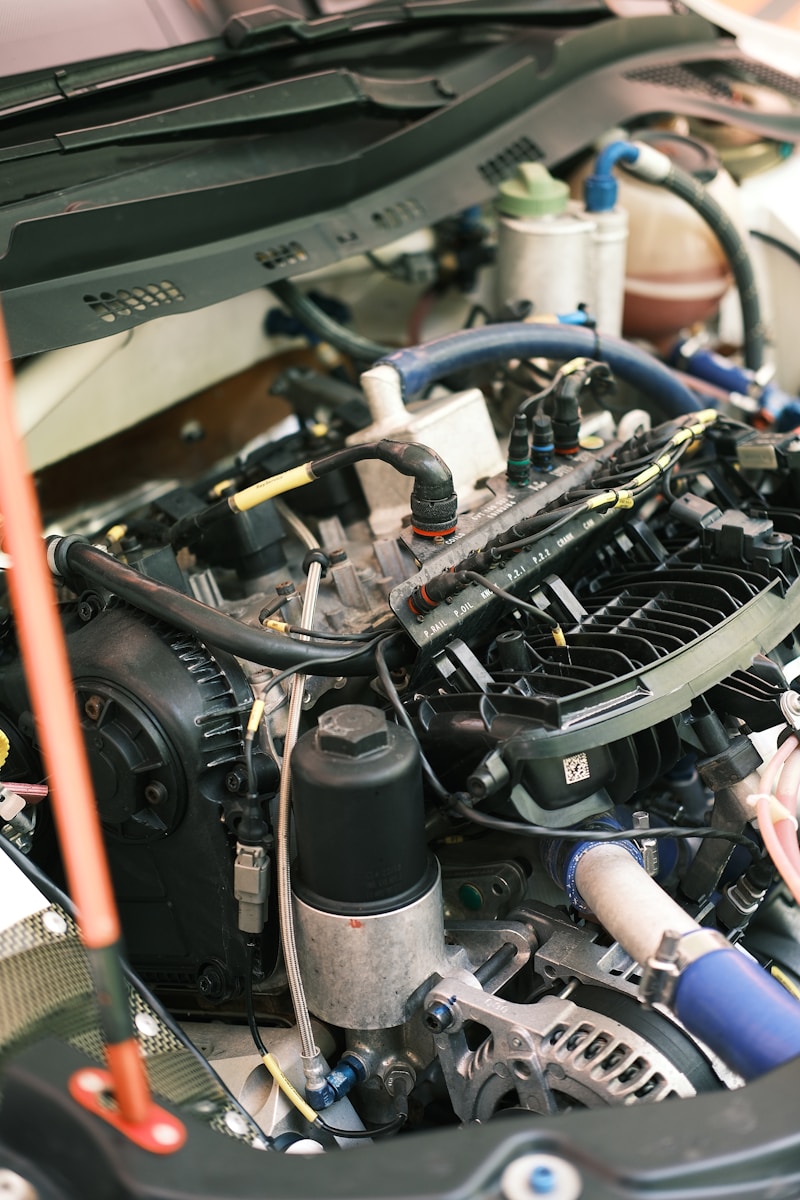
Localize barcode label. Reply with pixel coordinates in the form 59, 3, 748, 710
563, 753, 591, 785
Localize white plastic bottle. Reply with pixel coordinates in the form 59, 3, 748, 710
494, 162, 594, 320
584, 207, 629, 338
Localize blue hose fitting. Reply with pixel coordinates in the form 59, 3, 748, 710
556, 309, 592, 326
673, 946, 800, 1080
543, 817, 643, 913
306, 1054, 367, 1111
583, 141, 640, 213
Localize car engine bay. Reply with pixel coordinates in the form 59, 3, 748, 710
4, 3, 800, 1196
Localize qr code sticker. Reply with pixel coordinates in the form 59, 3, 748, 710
563, 753, 591, 785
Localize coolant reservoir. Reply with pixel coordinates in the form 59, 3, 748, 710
572, 133, 742, 345
494, 162, 594, 319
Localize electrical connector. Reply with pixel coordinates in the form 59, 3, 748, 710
234, 843, 271, 934
506, 412, 531, 486
531, 413, 554, 472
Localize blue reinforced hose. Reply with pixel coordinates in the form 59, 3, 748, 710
674, 947, 800, 1080
376, 324, 702, 417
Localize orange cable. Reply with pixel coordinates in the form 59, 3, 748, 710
0, 302, 151, 1124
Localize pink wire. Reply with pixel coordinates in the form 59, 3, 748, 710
774, 744, 800, 882
757, 795, 800, 907
776, 744, 800, 820
750, 735, 800, 903
761, 733, 799, 798
776, 818, 800, 871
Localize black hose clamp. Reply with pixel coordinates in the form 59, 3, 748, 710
302, 549, 330, 577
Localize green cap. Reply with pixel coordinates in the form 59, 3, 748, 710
497, 162, 569, 217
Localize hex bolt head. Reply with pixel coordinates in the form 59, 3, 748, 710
424, 1000, 454, 1033
384, 1064, 416, 1097
317, 704, 388, 758
530, 1166, 556, 1195
144, 781, 168, 807
225, 767, 248, 794
500, 1154, 582, 1200
196, 962, 227, 1001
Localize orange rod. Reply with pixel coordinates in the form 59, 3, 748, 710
106, 1040, 152, 1124
0, 301, 151, 1122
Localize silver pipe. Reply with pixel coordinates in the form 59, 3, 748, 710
573, 844, 699, 967
276, 556, 325, 1072
274, 498, 320, 553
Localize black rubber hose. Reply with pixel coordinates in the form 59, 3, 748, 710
270, 279, 391, 363
311, 438, 454, 500
311, 439, 458, 534
53, 539, 395, 676
750, 228, 800, 271
170, 439, 457, 548
648, 164, 766, 373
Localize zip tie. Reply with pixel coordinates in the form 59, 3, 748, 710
586, 490, 620, 510
585, 488, 633, 511
748, 792, 799, 830
685, 416, 716, 441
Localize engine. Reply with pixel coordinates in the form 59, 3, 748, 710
4, 323, 800, 1145
5, 5, 800, 1195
